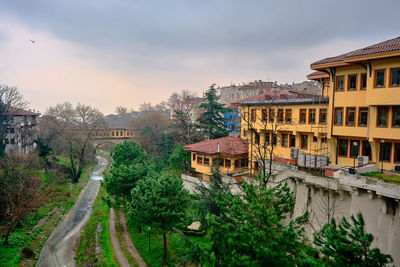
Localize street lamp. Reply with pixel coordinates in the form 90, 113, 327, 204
381, 140, 385, 174
352, 141, 358, 169
148, 226, 151, 252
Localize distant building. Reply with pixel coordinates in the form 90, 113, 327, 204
5, 108, 40, 154
217, 80, 321, 106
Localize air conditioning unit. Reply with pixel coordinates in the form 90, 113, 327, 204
394, 164, 400, 172
290, 148, 299, 159
357, 156, 369, 167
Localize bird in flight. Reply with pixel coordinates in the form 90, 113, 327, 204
30, 39, 36, 44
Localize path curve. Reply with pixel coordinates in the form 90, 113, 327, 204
37, 156, 108, 267
109, 208, 131, 267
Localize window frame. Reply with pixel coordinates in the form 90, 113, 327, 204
251, 109, 257, 122
289, 134, 296, 148
358, 107, 368, 127
335, 76, 345, 91
394, 143, 400, 163
346, 107, 356, 126
262, 109, 268, 121
374, 69, 386, 88
204, 157, 210, 166
360, 73, 367, 90
319, 108, 327, 124
269, 110, 275, 123
362, 141, 372, 161
338, 139, 348, 157
308, 109, 316, 124
299, 109, 307, 124
197, 156, 203, 165
285, 109, 292, 124
377, 107, 389, 127
281, 133, 288, 148
389, 68, 400, 87
334, 107, 343, 125
300, 135, 308, 150
392, 106, 400, 128
347, 74, 357, 91
278, 109, 284, 123
380, 142, 392, 162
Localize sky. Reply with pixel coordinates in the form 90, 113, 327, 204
0, 0, 399, 115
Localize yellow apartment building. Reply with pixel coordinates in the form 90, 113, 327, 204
310, 37, 400, 171
90, 128, 137, 139
239, 90, 329, 173
184, 136, 249, 181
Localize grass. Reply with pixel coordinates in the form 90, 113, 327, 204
360, 171, 400, 184
0, 162, 93, 267
76, 186, 118, 266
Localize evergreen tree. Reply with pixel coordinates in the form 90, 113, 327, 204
131, 173, 189, 265
198, 84, 230, 139
314, 213, 393, 266
168, 144, 191, 173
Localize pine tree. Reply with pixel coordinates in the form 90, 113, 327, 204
198, 84, 230, 139
314, 213, 393, 266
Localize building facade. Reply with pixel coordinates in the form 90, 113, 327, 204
5, 108, 40, 154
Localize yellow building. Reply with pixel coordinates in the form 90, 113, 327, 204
90, 128, 137, 139
239, 90, 328, 173
184, 136, 249, 181
310, 37, 400, 171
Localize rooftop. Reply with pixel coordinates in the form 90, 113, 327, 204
241, 97, 329, 106
8, 107, 40, 116
184, 136, 248, 156
311, 37, 400, 69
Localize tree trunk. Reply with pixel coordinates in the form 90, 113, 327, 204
163, 233, 167, 266
3, 223, 14, 245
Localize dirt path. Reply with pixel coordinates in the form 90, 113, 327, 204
109, 208, 131, 267
37, 156, 107, 267
120, 212, 147, 267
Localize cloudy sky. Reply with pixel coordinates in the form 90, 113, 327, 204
0, 0, 399, 114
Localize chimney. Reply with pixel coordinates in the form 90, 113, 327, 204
217, 143, 220, 153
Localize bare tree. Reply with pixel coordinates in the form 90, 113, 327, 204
0, 85, 28, 156
241, 101, 295, 184
0, 152, 44, 244
43, 102, 106, 182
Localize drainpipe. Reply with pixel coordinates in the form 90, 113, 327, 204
328, 67, 338, 164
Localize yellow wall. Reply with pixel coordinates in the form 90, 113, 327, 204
90, 129, 138, 139
189, 152, 248, 179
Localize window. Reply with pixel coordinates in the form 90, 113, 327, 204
272, 134, 277, 145
282, 133, 288, 148
197, 156, 203, 165
375, 69, 385, 88
309, 109, 316, 124
240, 158, 248, 167
350, 140, 360, 157
313, 136, 318, 142
339, 139, 348, 157
265, 132, 270, 145
321, 136, 327, 143
380, 142, 392, 162
348, 74, 357, 90
225, 159, 231, 168
319, 108, 327, 124
262, 109, 268, 121
251, 109, 256, 121
300, 109, 307, 124
10, 138, 15, 145
285, 109, 292, 123
116, 131, 119, 136
278, 109, 284, 123
5, 139, 9, 144
395, 144, 400, 163
336, 76, 344, 91
10, 128, 14, 134
358, 107, 368, 126
120, 131, 123, 136
234, 159, 239, 168
269, 110, 275, 123
192, 154, 196, 161
362, 141, 372, 160
392, 106, 400, 127
377, 107, 388, 127
360, 73, 367, 90
255, 132, 260, 145
300, 135, 308, 149
390, 68, 400, 87
290, 135, 296, 147
346, 107, 356, 126
334, 107, 343, 125
204, 158, 210, 166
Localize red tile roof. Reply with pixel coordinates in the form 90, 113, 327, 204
307, 71, 330, 80
8, 107, 40, 116
311, 37, 400, 67
184, 136, 248, 156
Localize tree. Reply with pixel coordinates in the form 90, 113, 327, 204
168, 144, 191, 173
314, 213, 393, 266
43, 102, 105, 183
0, 153, 44, 244
197, 84, 230, 139
104, 141, 153, 200
131, 174, 189, 265
0, 85, 28, 156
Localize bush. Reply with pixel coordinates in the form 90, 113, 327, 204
181, 222, 207, 237
8, 232, 30, 248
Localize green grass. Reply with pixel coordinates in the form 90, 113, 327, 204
360, 171, 400, 184
76, 186, 118, 267
0, 165, 92, 267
